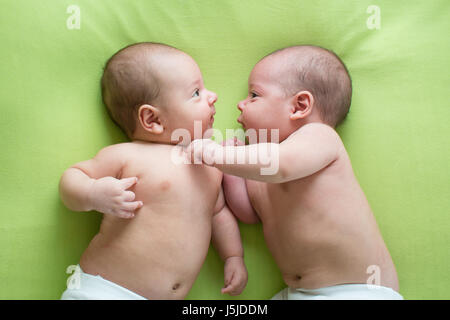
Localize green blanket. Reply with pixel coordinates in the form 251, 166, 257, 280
0, 0, 449, 299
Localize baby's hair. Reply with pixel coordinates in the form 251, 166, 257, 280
264, 45, 352, 128
101, 42, 179, 139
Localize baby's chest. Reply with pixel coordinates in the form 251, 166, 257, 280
246, 180, 271, 214
133, 163, 221, 198
246, 179, 310, 218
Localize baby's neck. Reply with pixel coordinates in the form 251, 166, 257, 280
131, 137, 179, 146
131, 129, 175, 145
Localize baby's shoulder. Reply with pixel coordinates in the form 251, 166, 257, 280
298, 122, 338, 136
97, 142, 135, 155
93, 142, 140, 165
292, 122, 343, 147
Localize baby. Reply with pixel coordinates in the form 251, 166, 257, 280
59, 42, 247, 299
187, 45, 403, 300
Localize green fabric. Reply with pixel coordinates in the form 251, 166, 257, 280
0, 0, 449, 300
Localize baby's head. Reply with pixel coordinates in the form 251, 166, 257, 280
238, 45, 352, 142
101, 42, 217, 143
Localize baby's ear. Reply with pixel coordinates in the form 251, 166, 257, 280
138, 104, 164, 134
290, 91, 314, 120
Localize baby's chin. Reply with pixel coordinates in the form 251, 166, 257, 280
201, 116, 216, 138
169, 119, 214, 142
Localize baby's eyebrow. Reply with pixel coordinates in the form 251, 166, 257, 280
188, 79, 202, 89
248, 83, 263, 92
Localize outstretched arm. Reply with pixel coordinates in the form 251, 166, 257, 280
212, 188, 248, 296
187, 123, 341, 183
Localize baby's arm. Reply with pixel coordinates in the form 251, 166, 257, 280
220, 138, 260, 224
223, 174, 260, 224
59, 144, 143, 218
212, 187, 248, 296
188, 123, 340, 183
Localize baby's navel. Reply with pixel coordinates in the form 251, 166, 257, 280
172, 283, 180, 291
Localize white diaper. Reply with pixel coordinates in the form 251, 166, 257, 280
60, 265, 147, 300
271, 284, 403, 300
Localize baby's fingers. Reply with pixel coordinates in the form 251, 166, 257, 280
221, 282, 240, 295
222, 138, 236, 146
120, 177, 138, 190
186, 139, 206, 164
221, 272, 236, 294
122, 190, 136, 201
222, 137, 245, 146
221, 285, 232, 294
222, 273, 246, 295
114, 210, 135, 219
234, 138, 245, 146
121, 200, 143, 212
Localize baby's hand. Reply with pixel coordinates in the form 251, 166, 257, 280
87, 176, 143, 219
185, 139, 222, 165
221, 137, 245, 147
221, 256, 248, 296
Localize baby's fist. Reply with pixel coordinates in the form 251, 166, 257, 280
221, 137, 245, 147
221, 256, 248, 296
88, 176, 143, 219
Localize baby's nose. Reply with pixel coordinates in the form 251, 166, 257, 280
237, 100, 245, 112
208, 91, 218, 105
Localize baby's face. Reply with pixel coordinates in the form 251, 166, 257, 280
237, 58, 297, 143
156, 53, 217, 141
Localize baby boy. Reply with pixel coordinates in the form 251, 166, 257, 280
187, 45, 403, 300
59, 42, 247, 299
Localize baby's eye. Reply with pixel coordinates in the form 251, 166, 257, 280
250, 92, 258, 98
192, 89, 200, 97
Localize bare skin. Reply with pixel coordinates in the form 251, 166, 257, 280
243, 128, 398, 290
80, 142, 224, 299
59, 47, 247, 299
187, 48, 399, 292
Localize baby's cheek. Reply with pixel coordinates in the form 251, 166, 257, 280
249, 110, 266, 127
200, 117, 213, 138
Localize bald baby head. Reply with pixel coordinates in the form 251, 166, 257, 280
101, 42, 181, 138
259, 45, 352, 128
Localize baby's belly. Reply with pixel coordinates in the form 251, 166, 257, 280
262, 216, 395, 290
80, 207, 212, 299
